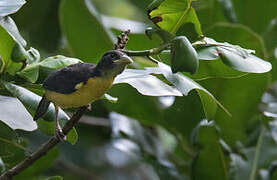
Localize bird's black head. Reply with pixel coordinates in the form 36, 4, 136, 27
96, 50, 133, 78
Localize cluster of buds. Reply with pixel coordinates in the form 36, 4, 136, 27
114, 29, 130, 50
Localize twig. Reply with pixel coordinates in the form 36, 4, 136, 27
122, 43, 170, 57
0, 106, 87, 180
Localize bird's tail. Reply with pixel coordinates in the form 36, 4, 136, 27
34, 95, 50, 121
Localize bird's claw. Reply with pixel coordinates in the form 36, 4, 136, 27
87, 104, 92, 111
54, 127, 66, 142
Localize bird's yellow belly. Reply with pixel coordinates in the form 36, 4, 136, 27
45, 77, 114, 109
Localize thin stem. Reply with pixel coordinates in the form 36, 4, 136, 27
0, 106, 87, 180
123, 43, 170, 57
122, 40, 233, 58
249, 126, 265, 180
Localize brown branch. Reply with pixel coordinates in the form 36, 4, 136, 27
0, 106, 88, 180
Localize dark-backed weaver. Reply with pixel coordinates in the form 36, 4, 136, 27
34, 50, 133, 140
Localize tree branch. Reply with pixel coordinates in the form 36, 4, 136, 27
0, 106, 87, 180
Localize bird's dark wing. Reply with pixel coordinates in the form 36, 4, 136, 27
43, 63, 98, 94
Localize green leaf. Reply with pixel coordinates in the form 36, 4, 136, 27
171, 36, 199, 74
0, 0, 26, 17
17, 64, 39, 83
59, 0, 114, 62
0, 121, 26, 169
192, 120, 229, 180
0, 18, 15, 70
200, 23, 270, 145
0, 95, 37, 131
197, 46, 218, 60
204, 23, 267, 57
1, 81, 78, 145
218, 46, 272, 73
17, 55, 82, 83
11, 42, 27, 62
114, 69, 182, 97
37, 120, 78, 145
232, 0, 277, 34
145, 27, 174, 42
0, 16, 28, 74
195, 0, 228, 30
66, 128, 78, 145
0, 16, 26, 46
217, 0, 237, 23
12, 0, 61, 52
263, 17, 277, 55
157, 62, 230, 119
148, 0, 202, 35
39, 55, 82, 69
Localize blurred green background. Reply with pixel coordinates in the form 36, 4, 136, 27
0, 0, 277, 179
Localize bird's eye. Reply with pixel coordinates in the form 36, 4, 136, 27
110, 53, 116, 59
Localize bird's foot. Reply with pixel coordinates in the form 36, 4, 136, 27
87, 104, 92, 111
54, 127, 66, 142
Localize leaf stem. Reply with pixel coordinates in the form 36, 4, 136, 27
249, 126, 265, 180
0, 106, 87, 180
122, 40, 239, 59
122, 43, 170, 57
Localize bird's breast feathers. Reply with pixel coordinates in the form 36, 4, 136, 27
45, 77, 114, 108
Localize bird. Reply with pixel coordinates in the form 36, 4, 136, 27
33, 50, 133, 140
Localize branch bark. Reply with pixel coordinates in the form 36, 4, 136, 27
0, 106, 87, 180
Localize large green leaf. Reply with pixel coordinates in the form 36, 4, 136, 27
0, 95, 37, 131
195, 0, 228, 30
17, 55, 82, 83
217, 0, 237, 23
232, 0, 277, 34
0, 16, 26, 46
59, 0, 114, 62
204, 23, 266, 57
1, 81, 78, 145
0, 19, 15, 71
192, 120, 229, 180
195, 35, 271, 74
0, 16, 29, 74
12, 0, 61, 52
201, 22, 270, 146
114, 69, 182, 97
148, 0, 202, 35
157, 62, 228, 119
263, 17, 277, 56
0, 121, 26, 169
218, 46, 272, 73
0, 0, 26, 17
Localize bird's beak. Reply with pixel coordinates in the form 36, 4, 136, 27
114, 55, 133, 65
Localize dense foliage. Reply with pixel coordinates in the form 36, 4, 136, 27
0, 0, 276, 179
